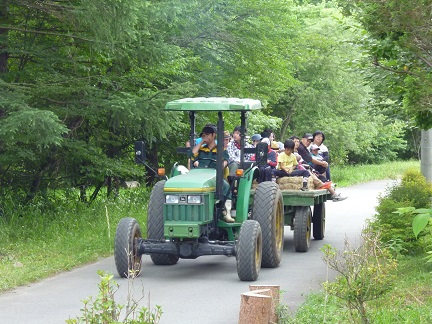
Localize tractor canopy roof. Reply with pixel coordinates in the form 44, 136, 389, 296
164, 97, 263, 112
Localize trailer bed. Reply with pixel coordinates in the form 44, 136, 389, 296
251, 188, 331, 207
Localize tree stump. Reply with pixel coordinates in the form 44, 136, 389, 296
249, 285, 280, 323
239, 289, 272, 324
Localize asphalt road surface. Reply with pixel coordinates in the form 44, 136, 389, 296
0, 180, 398, 324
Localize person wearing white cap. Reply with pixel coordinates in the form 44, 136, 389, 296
298, 133, 328, 172
309, 144, 326, 175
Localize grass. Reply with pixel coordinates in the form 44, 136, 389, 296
331, 160, 420, 187
0, 188, 150, 291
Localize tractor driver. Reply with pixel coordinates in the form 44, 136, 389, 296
189, 124, 235, 222
189, 124, 229, 169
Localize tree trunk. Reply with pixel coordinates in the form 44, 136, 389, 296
249, 285, 280, 324
89, 181, 105, 202
26, 177, 41, 201
238, 289, 273, 324
0, 0, 9, 73
79, 185, 87, 202
280, 109, 294, 141
421, 129, 432, 183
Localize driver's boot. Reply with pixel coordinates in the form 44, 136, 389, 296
223, 200, 235, 223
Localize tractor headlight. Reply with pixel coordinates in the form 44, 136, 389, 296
165, 195, 179, 204
187, 195, 202, 204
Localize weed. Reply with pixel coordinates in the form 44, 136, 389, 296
321, 227, 398, 324
66, 270, 162, 324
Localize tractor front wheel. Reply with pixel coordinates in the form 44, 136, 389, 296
114, 217, 143, 278
236, 220, 262, 281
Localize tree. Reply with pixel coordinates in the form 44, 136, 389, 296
337, 0, 432, 178
0, 0, 301, 200
0, 0, 194, 200
269, 2, 406, 164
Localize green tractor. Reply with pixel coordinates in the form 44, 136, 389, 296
114, 97, 284, 281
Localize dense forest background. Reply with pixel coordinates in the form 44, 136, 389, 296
0, 0, 430, 201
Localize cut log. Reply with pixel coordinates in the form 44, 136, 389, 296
239, 289, 272, 324
249, 285, 280, 323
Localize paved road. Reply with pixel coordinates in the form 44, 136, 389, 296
0, 180, 397, 324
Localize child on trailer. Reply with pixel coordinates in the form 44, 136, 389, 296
272, 139, 311, 191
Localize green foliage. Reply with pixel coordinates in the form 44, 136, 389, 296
1, 0, 417, 201
372, 168, 432, 254
338, 0, 432, 129
393, 205, 432, 274
394, 207, 432, 239
387, 169, 432, 208
269, 2, 407, 165
321, 228, 398, 323
0, 108, 68, 148
66, 271, 162, 324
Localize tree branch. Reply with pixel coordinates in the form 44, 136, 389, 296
0, 26, 94, 42
372, 57, 417, 76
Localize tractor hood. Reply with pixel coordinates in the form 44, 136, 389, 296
164, 168, 216, 193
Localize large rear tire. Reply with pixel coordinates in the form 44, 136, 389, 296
313, 203, 326, 240
294, 206, 312, 252
252, 181, 284, 268
236, 220, 262, 281
114, 217, 143, 278
147, 180, 179, 265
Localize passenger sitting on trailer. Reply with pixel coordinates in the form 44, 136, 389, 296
257, 137, 277, 183
227, 126, 254, 176
272, 139, 310, 191
297, 133, 329, 181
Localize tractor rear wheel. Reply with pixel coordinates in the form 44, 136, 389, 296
148, 180, 179, 265
294, 206, 312, 252
313, 203, 326, 240
114, 217, 143, 278
252, 181, 284, 268
236, 220, 262, 281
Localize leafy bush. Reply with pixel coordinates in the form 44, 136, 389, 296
387, 169, 432, 207
372, 168, 432, 254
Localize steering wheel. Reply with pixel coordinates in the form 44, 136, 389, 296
193, 158, 217, 168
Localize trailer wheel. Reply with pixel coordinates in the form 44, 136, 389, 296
313, 202, 326, 240
252, 181, 284, 268
237, 220, 262, 281
294, 206, 312, 252
148, 180, 179, 265
114, 217, 143, 278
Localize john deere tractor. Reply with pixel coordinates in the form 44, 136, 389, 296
114, 97, 284, 281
